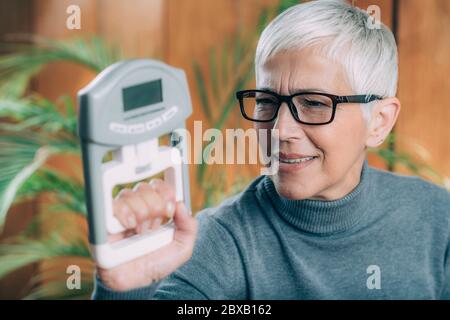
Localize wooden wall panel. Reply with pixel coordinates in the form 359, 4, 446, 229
2, 0, 450, 299
165, 0, 278, 209
396, 0, 450, 180
353, 0, 393, 170
31, 0, 165, 178
165, 0, 240, 210
32, 0, 99, 102
0, 0, 33, 41
97, 0, 164, 58
32, 0, 164, 97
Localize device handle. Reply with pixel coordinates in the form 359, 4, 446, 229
88, 139, 184, 269
102, 139, 183, 234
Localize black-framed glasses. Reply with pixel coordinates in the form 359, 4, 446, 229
236, 89, 383, 125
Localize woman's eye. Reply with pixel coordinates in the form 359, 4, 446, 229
256, 98, 276, 106
304, 100, 330, 108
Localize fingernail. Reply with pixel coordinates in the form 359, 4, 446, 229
151, 218, 162, 230
148, 180, 157, 189
166, 202, 175, 219
127, 215, 137, 229
141, 220, 151, 233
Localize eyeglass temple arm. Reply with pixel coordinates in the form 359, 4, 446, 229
339, 94, 384, 104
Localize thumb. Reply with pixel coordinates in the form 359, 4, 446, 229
172, 201, 197, 249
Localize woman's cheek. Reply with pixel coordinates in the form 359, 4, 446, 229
255, 123, 275, 153
307, 128, 348, 177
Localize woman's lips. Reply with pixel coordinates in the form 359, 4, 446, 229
278, 152, 316, 160
275, 152, 318, 172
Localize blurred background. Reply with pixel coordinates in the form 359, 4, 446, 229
0, 0, 449, 299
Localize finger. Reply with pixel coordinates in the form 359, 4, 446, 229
142, 203, 198, 272
125, 202, 197, 280
119, 188, 152, 223
172, 202, 197, 253
98, 203, 198, 291
133, 182, 168, 220
134, 182, 165, 217
112, 197, 137, 230
117, 188, 149, 232
98, 232, 183, 291
107, 231, 126, 243
151, 217, 162, 230
148, 179, 176, 219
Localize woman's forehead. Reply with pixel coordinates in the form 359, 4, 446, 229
256, 49, 352, 95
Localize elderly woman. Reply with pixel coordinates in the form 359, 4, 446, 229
94, 0, 450, 299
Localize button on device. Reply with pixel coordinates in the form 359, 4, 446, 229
162, 105, 178, 121
128, 123, 145, 134
146, 118, 162, 130
109, 122, 127, 134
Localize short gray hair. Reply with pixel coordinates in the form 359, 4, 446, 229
255, 0, 398, 102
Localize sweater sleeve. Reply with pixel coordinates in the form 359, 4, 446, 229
92, 274, 160, 300
441, 238, 450, 299
92, 209, 247, 300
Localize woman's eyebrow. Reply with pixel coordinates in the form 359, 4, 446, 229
257, 87, 276, 92
256, 87, 328, 94
292, 88, 327, 94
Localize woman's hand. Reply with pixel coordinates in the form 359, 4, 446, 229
96, 179, 198, 291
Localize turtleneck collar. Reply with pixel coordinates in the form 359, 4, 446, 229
257, 160, 372, 236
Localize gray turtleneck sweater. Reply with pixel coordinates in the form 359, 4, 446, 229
93, 161, 450, 299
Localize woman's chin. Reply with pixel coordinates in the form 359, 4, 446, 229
271, 177, 314, 200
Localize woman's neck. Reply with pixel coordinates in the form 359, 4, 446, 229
309, 157, 366, 201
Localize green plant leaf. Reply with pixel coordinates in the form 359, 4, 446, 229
0, 36, 122, 95
192, 61, 212, 123
257, 7, 270, 34
233, 33, 244, 67
277, 0, 300, 13
0, 96, 79, 137
0, 138, 54, 230
0, 234, 91, 280
208, 48, 219, 99
16, 168, 86, 216
0, 35, 122, 72
214, 70, 254, 130
0, 66, 41, 99
196, 138, 218, 183
221, 38, 230, 86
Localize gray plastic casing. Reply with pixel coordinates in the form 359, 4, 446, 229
77, 59, 192, 245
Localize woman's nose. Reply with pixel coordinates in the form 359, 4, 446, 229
273, 102, 305, 141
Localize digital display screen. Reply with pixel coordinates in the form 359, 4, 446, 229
122, 79, 163, 112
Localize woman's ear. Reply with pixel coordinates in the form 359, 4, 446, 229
366, 97, 401, 148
